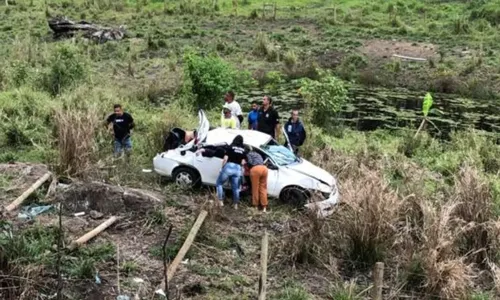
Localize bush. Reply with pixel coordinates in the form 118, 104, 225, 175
283, 50, 298, 70
41, 43, 89, 96
264, 71, 284, 95
183, 52, 251, 110
299, 69, 349, 128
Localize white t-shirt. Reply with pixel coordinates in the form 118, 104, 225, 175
222, 101, 242, 128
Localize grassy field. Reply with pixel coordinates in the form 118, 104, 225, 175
0, 0, 499, 299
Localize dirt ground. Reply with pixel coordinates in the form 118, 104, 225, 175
2, 163, 335, 299
359, 39, 438, 60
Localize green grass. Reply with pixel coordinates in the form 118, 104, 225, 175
0, 0, 499, 298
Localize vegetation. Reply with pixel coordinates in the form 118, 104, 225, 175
0, 0, 498, 299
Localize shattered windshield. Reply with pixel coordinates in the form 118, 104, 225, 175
261, 143, 298, 166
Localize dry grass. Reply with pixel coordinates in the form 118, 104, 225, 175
54, 105, 100, 178
275, 149, 499, 298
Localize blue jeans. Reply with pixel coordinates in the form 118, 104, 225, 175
114, 136, 132, 156
216, 162, 242, 204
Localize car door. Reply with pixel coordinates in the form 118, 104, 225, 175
196, 109, 210, 145
256, 149, 279, 197
193, 143, 226, 185
281, 125, 294, 152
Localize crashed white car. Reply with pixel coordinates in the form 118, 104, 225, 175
153, 110, 339, 216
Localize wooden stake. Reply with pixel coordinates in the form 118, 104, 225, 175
68, 216, 118, 250
117, 244, 121, 295
5, 172, 52, 212
258, 230, 269, 300
158, 210, 208, 292
372, 262, 384, 300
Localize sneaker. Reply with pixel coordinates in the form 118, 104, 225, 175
219, 201, 224, 207
233, 204, 238, 210
262, 207, 267, 213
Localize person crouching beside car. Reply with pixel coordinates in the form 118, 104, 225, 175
245, 145, 268, 213
216, 135, 247, 210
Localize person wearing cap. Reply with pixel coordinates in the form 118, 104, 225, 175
221, 105, 238, 129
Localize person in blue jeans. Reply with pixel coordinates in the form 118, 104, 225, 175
216, 135, 247, 210
247, 101, 259, 130
106, 104, 135, 158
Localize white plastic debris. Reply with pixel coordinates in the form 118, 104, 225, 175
74, 212, 85, 217
132, 278, 144, 284
155, 289, 166, 297
181, 259, 189, 264
142, 169, 152, 173
117, 296, 130, 300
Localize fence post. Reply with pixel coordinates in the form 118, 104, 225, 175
372, 262, 384, 300
272, 2, 276, 20
258, 230, 269, 300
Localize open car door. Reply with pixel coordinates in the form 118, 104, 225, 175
281, 125, 294, 152
195, 109, 210, 145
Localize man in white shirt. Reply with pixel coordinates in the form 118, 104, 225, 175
223, 91, 243, 129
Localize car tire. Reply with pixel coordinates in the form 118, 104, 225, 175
172, 167, 201, 189
280, 186, 309, 207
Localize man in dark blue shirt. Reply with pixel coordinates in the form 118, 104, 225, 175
247, 101, 259, 130
284, 109, 306, 154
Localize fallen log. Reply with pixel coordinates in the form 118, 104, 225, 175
5, 172, 52, 212
156, 210, 208, 294
68, 216, 118, 250
392, 54, 427, 61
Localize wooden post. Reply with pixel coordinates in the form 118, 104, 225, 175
272, 2, 276, 20
262, 3, 265, 19
5, 172, 52, 212
372, 262, 384, 300
68, 216, 118, 250
158, 210, 208, 292
258, 230, 269, 300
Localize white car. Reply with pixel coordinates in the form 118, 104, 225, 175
153, 110, 340, 216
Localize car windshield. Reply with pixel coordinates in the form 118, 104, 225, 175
261, 141, 299, 166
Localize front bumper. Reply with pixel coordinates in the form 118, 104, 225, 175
304, 190, 340, 218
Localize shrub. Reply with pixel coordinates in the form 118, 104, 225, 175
299, 69, 349, 128
452, 15, 471, 34
264, 70, 284, 95
41, 43, 89, 96
283, 50, 298, 70
253, 32, 271, 57
183, 52, 240, 110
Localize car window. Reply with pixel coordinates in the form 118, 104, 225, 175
260, 144, 298, 166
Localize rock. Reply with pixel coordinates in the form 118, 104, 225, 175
90, 210, 104, 220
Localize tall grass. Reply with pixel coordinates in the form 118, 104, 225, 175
54, 104, 99, 177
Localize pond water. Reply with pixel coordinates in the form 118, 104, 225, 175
237, 83, 500, 139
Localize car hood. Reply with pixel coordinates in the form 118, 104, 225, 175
286, 159, 335, 187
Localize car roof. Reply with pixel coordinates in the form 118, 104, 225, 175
205, 128, 271, 148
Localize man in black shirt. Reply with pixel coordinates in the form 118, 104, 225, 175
106, 104, 135, 157
257, 95, 280, 139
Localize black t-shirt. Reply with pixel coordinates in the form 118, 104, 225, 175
257, 106, 280, 138
106, 112, 134, 140
225, 145, 247, 164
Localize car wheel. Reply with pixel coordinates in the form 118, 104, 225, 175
280, 186, 309, 207
172, 167, 201, 189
